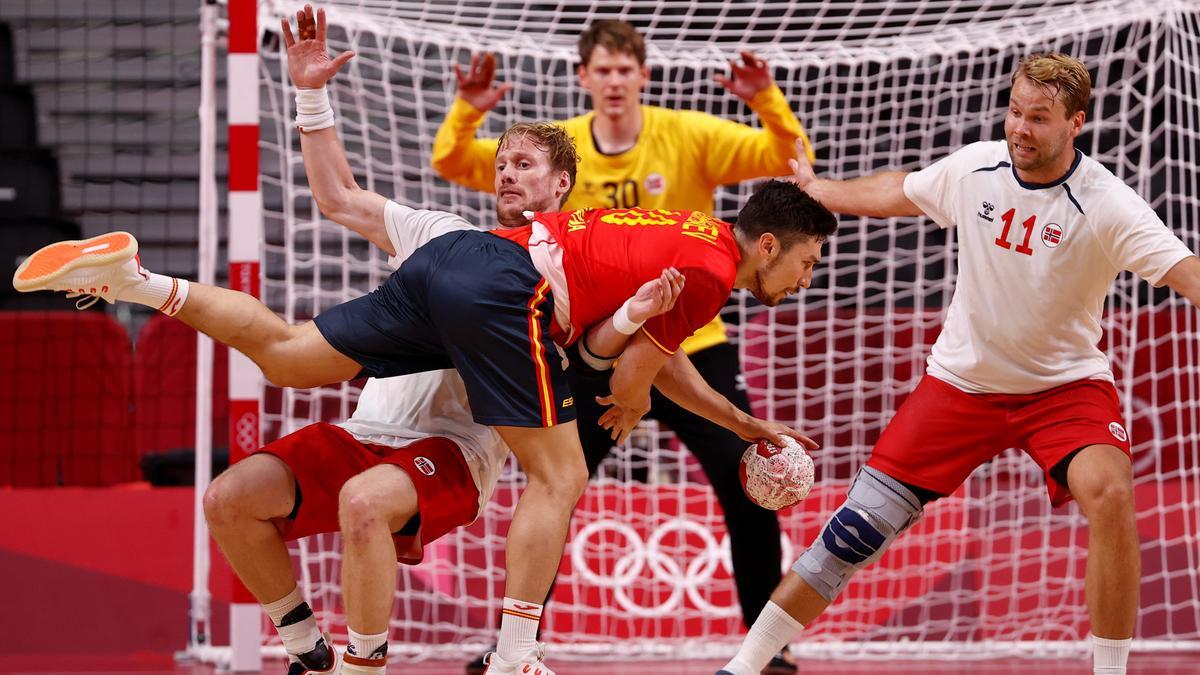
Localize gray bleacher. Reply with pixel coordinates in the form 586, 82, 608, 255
0, 0, 218, 283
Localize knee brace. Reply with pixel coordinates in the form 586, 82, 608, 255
792, 466, 924, 602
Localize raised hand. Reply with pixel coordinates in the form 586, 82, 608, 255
627, 267, 685, 324
713, 50, 774, 103
280, 4, 355, 90
454, 52, 514, 112
787, 139, 820, 190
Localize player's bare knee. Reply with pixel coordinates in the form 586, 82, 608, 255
259, 356, 316, 389
527, 460, 587, 506
1069, 457, 1133, 518
337, 488, 388, 544
338, 469, 416, 541
1076, 477, 1135, 522
257, 325, 333, 388
563, 461, 588, 499
793, 466, 924, 602
204, 456, 290, 527
203, 471, 248, 530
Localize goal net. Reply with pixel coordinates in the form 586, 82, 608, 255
236, 0, 1200, 661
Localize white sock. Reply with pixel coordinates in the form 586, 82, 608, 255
1092, 634, 1131, 675
117, 271, 189, 315
343, 627, 388, 674
497, 596, 543, 662
262, 586, 321, 657
722, 601, 803, 675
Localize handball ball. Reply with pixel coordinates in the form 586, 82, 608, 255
739, 437, 815, 510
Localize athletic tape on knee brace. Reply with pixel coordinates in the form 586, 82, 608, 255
792, 466, 924, 602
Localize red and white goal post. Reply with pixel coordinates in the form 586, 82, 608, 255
186, 0, 1200, 666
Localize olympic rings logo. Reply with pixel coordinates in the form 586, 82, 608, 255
234, 412, 258, 452
569, 518, 795, 618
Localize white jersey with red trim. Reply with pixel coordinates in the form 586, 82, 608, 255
904, 140, 1194, 394
337, 200, 510, 514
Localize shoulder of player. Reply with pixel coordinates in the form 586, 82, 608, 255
1068, 155, 1151, 221
559, 113, 593, 139
641, 105, 724, 134
952, 140, 1010, 171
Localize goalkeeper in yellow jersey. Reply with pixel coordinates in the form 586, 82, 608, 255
433, 19, 814, 675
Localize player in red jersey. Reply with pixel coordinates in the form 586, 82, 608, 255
15, 118, 835, 675
492, 195, 831, 441
493, 208, 737, 350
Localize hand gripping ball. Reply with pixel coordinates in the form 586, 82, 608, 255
739, 436, 815, 510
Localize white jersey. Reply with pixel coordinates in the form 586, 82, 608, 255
904, 140, 1194, 394
338, 200, 510, 513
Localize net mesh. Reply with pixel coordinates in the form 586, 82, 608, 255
248, 0, 1200, 660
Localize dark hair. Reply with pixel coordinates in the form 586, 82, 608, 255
578, 20, 646, 67
496, 122, 580, 206
734, 180, 838, 248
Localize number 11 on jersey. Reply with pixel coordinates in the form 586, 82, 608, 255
994, 207, 1036, 256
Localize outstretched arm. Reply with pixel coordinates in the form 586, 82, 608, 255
282, 5, 391, 253
787, 139, 924, 219
701, 50, 815, 185
601, 347, 816, 448
597, 336, 815, 446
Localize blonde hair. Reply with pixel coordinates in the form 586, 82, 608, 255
1012, 53, 1092, 117
496, 122, 580, 206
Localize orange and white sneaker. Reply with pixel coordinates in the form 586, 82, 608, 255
11, 231, 147, 308
482, 644, 555, 675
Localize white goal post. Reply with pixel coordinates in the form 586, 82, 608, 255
189, 0, 1200, 665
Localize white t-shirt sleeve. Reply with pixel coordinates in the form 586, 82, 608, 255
1093, 183, 1195, 285
903, 141, 999, 229
384, 200, 478, 269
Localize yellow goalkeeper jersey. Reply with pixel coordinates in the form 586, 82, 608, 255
431, 85, 814, 354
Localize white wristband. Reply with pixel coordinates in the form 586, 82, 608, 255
612, 299, 644, 336
295, 86, 334, 132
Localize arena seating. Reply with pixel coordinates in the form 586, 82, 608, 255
0, 217, 83, 310
0, 83, 36, 149
0, 311, 136, 486
133, 314, 229, 469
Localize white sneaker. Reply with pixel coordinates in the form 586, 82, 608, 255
12, 231, 147, 309
482, 643, 555, 675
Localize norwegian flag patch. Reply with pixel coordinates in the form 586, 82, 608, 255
1042, 223, 1064, 248
1108, 422, 1128, 443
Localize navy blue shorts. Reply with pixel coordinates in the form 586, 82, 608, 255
313, 230, 574, 428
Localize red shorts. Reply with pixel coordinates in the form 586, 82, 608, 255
255, 422, 480, 564
867, 375, 1131, 507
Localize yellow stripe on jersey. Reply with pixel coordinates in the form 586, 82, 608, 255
640, 326, 677, 356
526, 279, 556, 426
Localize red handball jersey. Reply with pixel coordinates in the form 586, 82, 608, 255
492, 208, 741, 354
